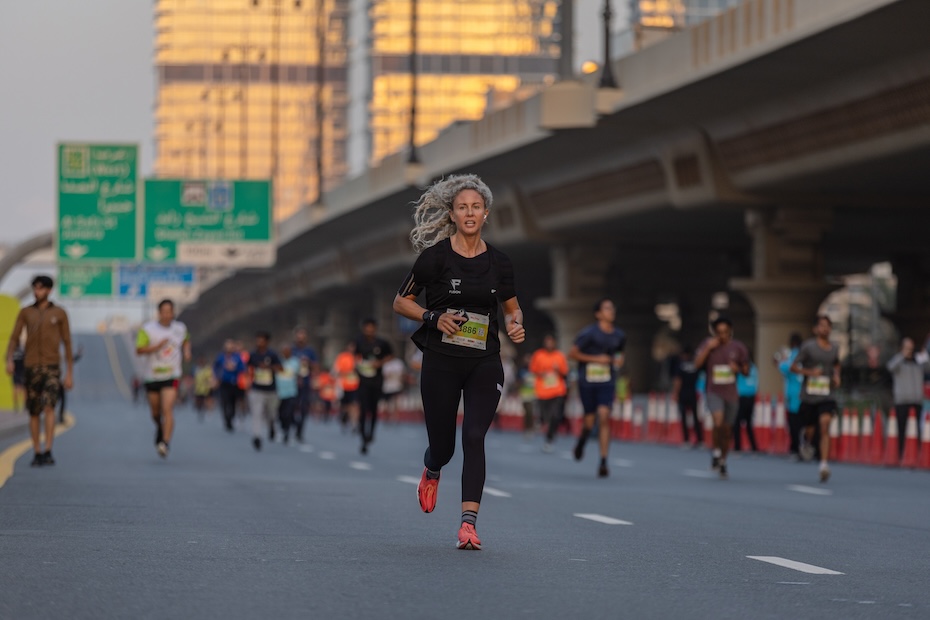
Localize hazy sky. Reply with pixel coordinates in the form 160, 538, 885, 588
0, 0, 618, 246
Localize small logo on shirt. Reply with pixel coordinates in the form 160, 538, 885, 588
449, 279, 462, 294
496, 383, 503, 393
491, 289, 497, 294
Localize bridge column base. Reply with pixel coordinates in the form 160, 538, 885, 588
730, 278, 838, 397
534, 297, 599, 356
614, 312, 664, 394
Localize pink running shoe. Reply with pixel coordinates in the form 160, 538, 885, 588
456, 523, 482, 550
417, 467, 439, 513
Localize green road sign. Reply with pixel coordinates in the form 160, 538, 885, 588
57, 143, 138, 262
143, 179, 274, 267
58, 264, 114, 298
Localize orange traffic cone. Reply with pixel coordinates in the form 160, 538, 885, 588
884, 412, 900, 467
848, 410, 861, 464
901, 408, 919, 469
666, 397, 683, 445
632, 406, 644, 441
757, 396, 771, 452
919, 413, 930, 470
772, 397, 787, 454
829, 415, 842, 462
837, 410, 851, 463
869, 410, 884, 466
621, 398, 633, 440
859, 410, 873, 465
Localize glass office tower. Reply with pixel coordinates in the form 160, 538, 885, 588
153, 0, 349, 221
365, 0, 561, 166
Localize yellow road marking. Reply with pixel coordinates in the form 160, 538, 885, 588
0, 412, 76, 489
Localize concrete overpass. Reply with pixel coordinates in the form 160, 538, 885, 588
180, 0, 930, 395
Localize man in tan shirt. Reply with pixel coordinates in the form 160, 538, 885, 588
5, 275, 74, 466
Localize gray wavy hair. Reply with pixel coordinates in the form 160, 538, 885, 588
409, 174, 493, 253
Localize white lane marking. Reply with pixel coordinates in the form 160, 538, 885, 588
349, 462, 372, 471
683, 469, 716, 478
787, 485, 833, 496
569, 558, 588, 562
483, 487, 512, 498
299, 446, 315, 453
778, 582, 811, 585
397, 475, 420, 485
746, 556, 844, 575
573, 513, 633, 526
318, 452, 336, 460
612, 459, 634, 468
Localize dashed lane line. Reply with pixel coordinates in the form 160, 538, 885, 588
395, 475, 510, 498
787, 485, 833, 496
318, 451, 336, 460
573, 513, 633, 526
747, 556, 844, 575
349, 461, 372, 471
683, 469, 717, 478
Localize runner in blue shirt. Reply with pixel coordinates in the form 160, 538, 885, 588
569, 298, 626, 478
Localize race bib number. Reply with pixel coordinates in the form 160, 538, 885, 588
254, 368, 274, 386
441, 311, 490, 351
152, 365, 174, 381
807, 375, 831, 396
585, 363, 611, 384
543, 372, 560, 389
357, 360, 377, 379
712, 364, 735, 385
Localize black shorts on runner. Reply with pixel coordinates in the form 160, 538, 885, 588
145, 379, 179, 393
799, 400, 837, 427
341, 390, 358, 405
25, 365, 61, 417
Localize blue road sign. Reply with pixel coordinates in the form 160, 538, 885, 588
117, 264, 196, 299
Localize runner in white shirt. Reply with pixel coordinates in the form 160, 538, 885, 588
136, 299, 191, 458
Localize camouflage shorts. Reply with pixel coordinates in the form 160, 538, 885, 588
24, 365, 61, 417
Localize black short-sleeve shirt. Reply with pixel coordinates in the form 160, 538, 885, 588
398, 238, 516, 358
355, 337, 393, 383
249, 349, 281, 392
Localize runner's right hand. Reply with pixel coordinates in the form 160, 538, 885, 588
437, 312, 468, 336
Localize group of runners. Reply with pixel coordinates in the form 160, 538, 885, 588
5, 173, 850, 552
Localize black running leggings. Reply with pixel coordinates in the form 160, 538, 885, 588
358, 379, 383, 444
420, 350, 504, 504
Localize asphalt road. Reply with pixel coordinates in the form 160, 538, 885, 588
1, 336, 928, 619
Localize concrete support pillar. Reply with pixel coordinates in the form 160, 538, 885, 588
614, 313, 664, 393
535, 297, 598, 355
320, 303, 354, 367
731, 207, 838, 396
534, 244, 612, 354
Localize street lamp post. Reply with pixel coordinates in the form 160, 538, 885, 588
407, 0, 419, 165
599, 0, 618, 89
315, 0, 326, 203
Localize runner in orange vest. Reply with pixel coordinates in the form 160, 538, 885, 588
529, 334, 569, 453
333, 341, 360, 431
